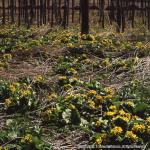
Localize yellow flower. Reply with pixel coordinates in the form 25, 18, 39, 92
146, 117, 150, 125
95, 137, 102, 145
102, 38, 113, 46
21, 134, 33, 143
95, 133, 107, 145
48, 93, 57, 101
125, 131, 138, 142
132, 115, 139, 120
95, 120, 104, 126
135, 42, 148, 50
105, 111, 116, 117
126, 101, 135, 107
68, 104, 76, 110
87, 100, 95, 109
104, 87, 114, 95
111, 126, 123, 136
101, 58, 110, 66
109, 105, 117, 110
67, 43, 75, 49
21, 90, 31, 97
96, 95, 104, 103
132, 123, 145, 133
9, 85, 16, 93
112, 115, 130, 123
3, 54, 12, 61
4, 98, 13, 107
118, 109, 126, 115
87, 34, 95, 41
88, 90, 97, 96
104, 94, 113, 100
65, 94, 74, 101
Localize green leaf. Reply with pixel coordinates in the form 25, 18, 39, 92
134, 103, 149, 113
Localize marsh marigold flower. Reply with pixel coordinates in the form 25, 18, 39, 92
95, 137, 102, 145
87, 100, 95, 109
96, 95, 104, 103
105, 111, 116, 117
88, 90, 97, 96
4, 98, 13, 107
111, 126, 123, 136
126, 101, 135, 107
109, 105, 117, 110
21, 134, 33, 143
132, 123, 145, 133
125, 131, 138, 142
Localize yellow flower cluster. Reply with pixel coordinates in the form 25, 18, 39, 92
103, 88, 114, 101
48, 93, 57, 101
21, 89, 31, 97
104, 87, 114, 95
111, 126, 123, 136
95, 133, 107, 145
88, 90, 97, 96
9, 82, 20, 93
101, 58, 111, 67
3, 54, 12, 61
135, 42, 148, 50
126, 101, 135, 107
21, 134, 33, 143
109, 105, 117, 110
113, 115, 130, 123
67, 43, 75, 49
81, 34, 95, 41
125, 131, 138, 142
112, 110, 131, 122
105, 111, 116, 117
132, 123, 145, 133
4, 98, 13, 107
101, 38, 113, 46
95, 137, 103, 145
95, 119, 105, 126
96, 95, 104, 103
55, 30, 72, 44
87, 100, 95, 109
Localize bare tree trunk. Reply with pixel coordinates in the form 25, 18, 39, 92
81, 0, 89, 34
